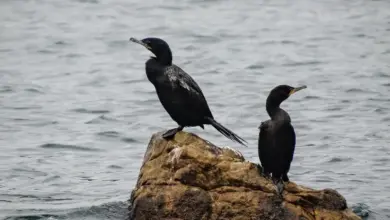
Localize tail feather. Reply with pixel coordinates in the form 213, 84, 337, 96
205, 117, 248, 147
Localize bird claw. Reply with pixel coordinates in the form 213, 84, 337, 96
162, 127, 182, 139
272, 178, 285, 195
276, 182, 284, 195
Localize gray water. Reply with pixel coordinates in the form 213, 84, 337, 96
0, 0, 389, 219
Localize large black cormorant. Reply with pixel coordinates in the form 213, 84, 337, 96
129, 37, 247, 146
258, 85, 306, 189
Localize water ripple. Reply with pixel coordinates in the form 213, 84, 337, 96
1, 0, 389, 219
71, 108, 110, 114
328, 157, 353, 163
85, 115, 118, 124
39, 143, 101, 152
352, 203, 373, 219
96, 131, 121, 138
282, 61, 324, 67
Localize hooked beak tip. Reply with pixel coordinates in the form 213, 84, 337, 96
129, 37, 151, 50
289, 85, 307, 96
297, 85, 307, 91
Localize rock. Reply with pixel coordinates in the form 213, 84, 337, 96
129, 131, 361, 220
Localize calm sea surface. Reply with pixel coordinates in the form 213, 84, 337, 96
1, 0, 389, 219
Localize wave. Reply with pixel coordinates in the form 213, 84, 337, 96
3, 201, 128, 220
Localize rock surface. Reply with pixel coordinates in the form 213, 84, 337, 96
129, 131, 361, 220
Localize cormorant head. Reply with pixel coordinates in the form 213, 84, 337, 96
267, 84, 307, 106
129, 37, 172, 65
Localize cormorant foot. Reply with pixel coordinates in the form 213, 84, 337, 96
272, 177, 285, 196
162, 126, 183, 139
263, 170, 271, 179
263, 172, 271, 179
276, 181, 284, 195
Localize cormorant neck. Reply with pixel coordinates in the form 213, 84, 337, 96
266, 98, 291, 122
266, 98, 280, 119
155, 49, 172, 65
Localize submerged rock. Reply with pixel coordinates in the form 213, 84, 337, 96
128, 131, 361, 220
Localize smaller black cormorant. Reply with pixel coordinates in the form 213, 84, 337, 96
258, 85, 306, 191
129, 37, 247, 146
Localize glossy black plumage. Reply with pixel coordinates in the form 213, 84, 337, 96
258, 85, 306, 185
130, 37, 247, 146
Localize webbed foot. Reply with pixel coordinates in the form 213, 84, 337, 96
272, 177, 285, 196
162, 126, 183, 139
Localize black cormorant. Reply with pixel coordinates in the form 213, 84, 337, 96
129, 37, 247, 146
258, 85, 306, 188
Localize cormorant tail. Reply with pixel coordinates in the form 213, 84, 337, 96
205, 117, 248, 147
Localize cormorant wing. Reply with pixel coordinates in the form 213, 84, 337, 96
275, 123, 296, 173
156, 65, 214, 123
170, 65, 204, 95
258, 120, 272, 173
173, 65, 213, 116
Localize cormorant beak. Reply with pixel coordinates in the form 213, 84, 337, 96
289, 85, 307, 96
129, 37, 152, 50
